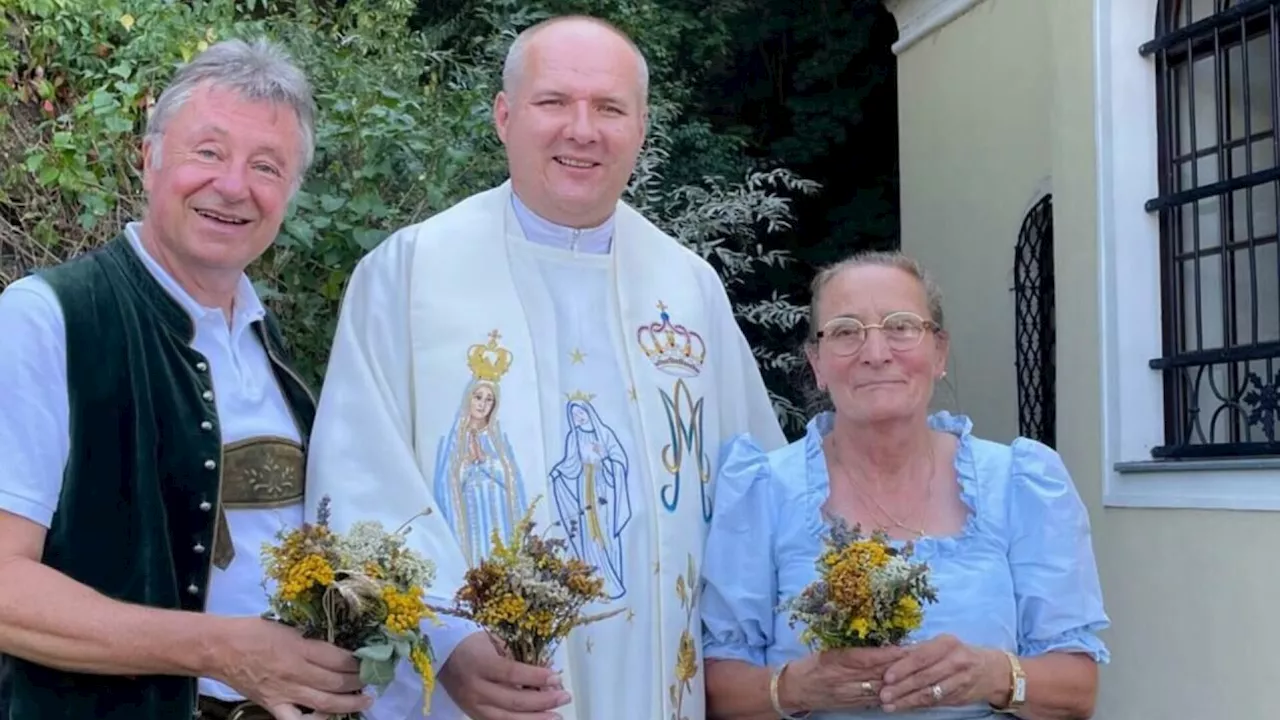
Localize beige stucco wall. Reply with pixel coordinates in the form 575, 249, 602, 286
894, 1, 1280, 718
893, 0, 1051, 443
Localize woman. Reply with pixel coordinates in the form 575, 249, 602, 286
700, 251, 1109, 719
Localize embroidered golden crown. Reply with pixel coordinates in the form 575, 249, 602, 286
467, 330, 513, 382
636, 302, 706, 377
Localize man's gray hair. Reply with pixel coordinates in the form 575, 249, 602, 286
502, 16, 649, 102
145, 37, 316, 181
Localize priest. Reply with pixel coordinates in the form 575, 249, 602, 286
304, 14, 787, 720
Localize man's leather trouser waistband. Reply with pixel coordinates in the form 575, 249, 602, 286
197, 695, 273, 720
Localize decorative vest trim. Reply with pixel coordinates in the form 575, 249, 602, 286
1, 234, 316, 720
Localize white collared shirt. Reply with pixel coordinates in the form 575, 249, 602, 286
0, 223, 302, 700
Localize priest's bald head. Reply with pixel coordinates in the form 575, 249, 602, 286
493, 16, 649, 229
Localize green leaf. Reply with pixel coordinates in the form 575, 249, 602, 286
104, 116, 133, 134
393, 639, 412, 659
353, 228, 386, 251
319, 194, 345, 212
354, 642, 394, 662
284, 217, 315, 248
24, 153, 44, 173
107, 61, 132, 79
359, 656, 397, 689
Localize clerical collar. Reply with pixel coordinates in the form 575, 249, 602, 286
510, 191, 615, 254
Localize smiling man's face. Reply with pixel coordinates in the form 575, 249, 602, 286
494, 20, 647, 228
141, 81, 301, 278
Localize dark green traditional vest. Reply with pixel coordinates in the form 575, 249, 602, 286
2, 234, 316, 720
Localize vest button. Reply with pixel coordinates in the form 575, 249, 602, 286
196, 362, 208, 372
199, 501, 212, 511
200, 421, 213, 431
202, 390, 214, 401
187, 584, 200, 595
204, 459, 216, 470
193, 543, 206, 554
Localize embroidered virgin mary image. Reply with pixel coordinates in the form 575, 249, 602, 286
550, 396, 632, 599
433, 331, 528, 568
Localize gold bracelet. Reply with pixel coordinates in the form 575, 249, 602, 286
769, 661, 810, 719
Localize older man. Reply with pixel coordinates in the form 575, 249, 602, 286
306, 14, 787, 720
0, 39, 368, 720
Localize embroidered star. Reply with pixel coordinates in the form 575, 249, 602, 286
653, 560, 661, 575
586, 637, 595, 654
656, 300, 668, 313
626, 608, 636, 623
628, 386, 637, 401
569, 348, 587, 364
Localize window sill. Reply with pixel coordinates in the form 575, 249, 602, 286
1104, 458, 1280, 511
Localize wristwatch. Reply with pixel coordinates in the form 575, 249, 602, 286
992, 651, 1026, 713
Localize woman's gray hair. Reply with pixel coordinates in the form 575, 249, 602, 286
145, 37, 316, 183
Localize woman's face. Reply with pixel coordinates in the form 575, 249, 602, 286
806, 265, 948, 426
469, 384, 496, 422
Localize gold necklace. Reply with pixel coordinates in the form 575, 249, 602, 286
829, 437, 935, 538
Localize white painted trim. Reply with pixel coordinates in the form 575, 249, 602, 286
883, 0, 990, 55
1094, 0, 1280, 511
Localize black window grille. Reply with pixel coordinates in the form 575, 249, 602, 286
1141, 0, 1280, 458
1014, 194, 1056, 447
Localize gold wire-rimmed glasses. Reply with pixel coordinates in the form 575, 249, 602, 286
815, 311, 942, 356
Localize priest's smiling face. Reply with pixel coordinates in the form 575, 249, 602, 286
493, 19, 647, 228
140, 82, 301, 293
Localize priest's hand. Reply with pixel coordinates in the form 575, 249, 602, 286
205, 617, 370, 719
439, 631, 572, 720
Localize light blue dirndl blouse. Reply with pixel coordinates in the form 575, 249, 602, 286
700, 411, 1110, 719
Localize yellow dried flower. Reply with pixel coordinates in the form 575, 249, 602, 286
411, 643, 436, 715
280, 554, 335, 601
473, 592, 527, 627
892, 595, 922, 630
383, 585, 428, 634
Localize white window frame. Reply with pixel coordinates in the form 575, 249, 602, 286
1095, 0, 1280, 511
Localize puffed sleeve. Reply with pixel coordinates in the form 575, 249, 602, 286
700, 433, 778, 667
1007, 438, 1111, 663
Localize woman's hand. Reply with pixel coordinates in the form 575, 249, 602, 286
876, 634, 1008, 713
781, 646, 908, 713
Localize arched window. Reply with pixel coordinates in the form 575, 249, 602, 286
1014, 194, 1056, 447
1141, 0, 1280, 457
